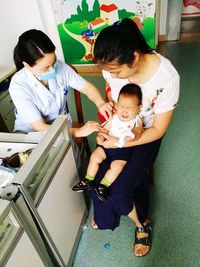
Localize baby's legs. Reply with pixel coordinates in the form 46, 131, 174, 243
72, 147, 106, 192
87, 146, 107, 177
104, 160, 127, 184
96, 160, 127, 202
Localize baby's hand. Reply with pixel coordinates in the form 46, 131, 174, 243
126, 133, 135, 142
126, 136, 135, 142
96, 133, 105, 144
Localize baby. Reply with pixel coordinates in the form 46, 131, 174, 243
72, 83, 143, 201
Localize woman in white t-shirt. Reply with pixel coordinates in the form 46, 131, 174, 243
9, 29, 112, 135
90, 18, 180, 257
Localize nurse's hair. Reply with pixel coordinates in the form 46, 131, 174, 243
14, 29, 56, 70
94, 18, 153, 66
118, 83, 142, 105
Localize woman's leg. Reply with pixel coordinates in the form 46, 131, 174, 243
128, 206, 151, 256
96, 160, 127, 202
90, 138, 163, 231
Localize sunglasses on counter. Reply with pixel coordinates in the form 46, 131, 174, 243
0, 149, 33, 171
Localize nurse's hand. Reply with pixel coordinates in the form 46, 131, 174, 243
98, 102, 113, 121
72, 121, 100, 137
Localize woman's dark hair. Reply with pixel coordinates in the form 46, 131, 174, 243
118, 83, 142, 105
94, 18, 153, 66
14, 29, 56, 70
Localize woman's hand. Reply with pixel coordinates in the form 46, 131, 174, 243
72, 121, 100, 137
98, 102, 113, 121
97, 133, 118, 148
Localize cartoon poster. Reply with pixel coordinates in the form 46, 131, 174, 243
52, 0, 156, 65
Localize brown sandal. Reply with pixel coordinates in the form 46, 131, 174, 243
134, 222, 152, 257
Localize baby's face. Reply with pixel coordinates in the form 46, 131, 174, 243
115, 94, 140, 122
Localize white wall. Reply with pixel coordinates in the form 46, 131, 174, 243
37, 0, 64, 61
159, 0, 168, 35
0, 0, 44, 66
167, 0, 182, 40
0, 0, 64, 67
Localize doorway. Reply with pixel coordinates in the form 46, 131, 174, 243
180, 0, 200, 41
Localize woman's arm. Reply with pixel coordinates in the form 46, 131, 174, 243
79, 80, 113, 120
99, 110, 174, 148
70, 121, 100, 137
31, 119, 51, 131
128, 110, 174, 145
31, 119, 100, 138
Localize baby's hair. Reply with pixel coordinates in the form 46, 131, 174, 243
118, 83, 142, 105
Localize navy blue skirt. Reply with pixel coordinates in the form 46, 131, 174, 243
90, 138, 163, 230
103, 146, 133, 162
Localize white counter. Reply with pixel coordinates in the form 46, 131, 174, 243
0, 65, 16, 83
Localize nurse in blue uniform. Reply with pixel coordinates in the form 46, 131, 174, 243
9, 29, 112, 136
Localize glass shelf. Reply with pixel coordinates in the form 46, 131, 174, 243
0, 209, 21, 263
24, 131, 69, 202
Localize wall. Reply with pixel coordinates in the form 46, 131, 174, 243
0, 0, 64, 67
0, 0, 179, 69
0, 0, 44, 66
159, 0, 168, 36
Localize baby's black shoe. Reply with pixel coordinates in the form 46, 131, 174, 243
96, 184, 110, 202
72, 178, 95, 192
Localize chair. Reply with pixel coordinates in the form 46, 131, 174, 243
68, 65, 91, 159
72, 89, 91, 158
0, 114, 9, 132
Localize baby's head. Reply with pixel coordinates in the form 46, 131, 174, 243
116, 83, 142, 121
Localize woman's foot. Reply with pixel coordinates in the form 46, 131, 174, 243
91, 216, 98, 229
134, 219, 152, 257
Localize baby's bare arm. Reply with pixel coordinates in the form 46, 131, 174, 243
132, 119, 144, 139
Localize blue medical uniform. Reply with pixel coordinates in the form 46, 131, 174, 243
9, 60, 86, 133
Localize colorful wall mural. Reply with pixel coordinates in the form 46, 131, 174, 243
182, 0, 200, 16
52, 0, 156, 65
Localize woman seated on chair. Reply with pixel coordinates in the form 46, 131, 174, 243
89, 18, 180, 257
9, 29, 113, 137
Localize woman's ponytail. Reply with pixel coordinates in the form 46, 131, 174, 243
13, 44, 24, 71
94, 18, 153, 65
119, 18, 153, 54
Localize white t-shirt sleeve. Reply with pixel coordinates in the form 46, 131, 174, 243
154, 76, 180, 114
102, 70, 110, 83
9, 82, 42, 123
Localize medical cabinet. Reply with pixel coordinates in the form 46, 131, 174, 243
0, 115, 88, 266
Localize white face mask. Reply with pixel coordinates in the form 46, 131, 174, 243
37, 62, 57, 80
